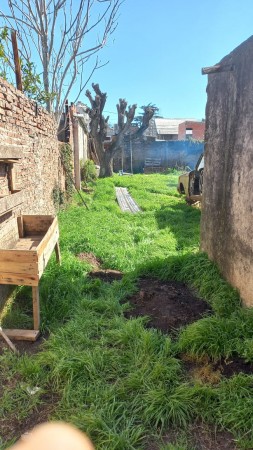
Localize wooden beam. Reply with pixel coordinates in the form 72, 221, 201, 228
32, 286, 40, 330
202, 64, 234, 75
54, 241, 61, 265
0, 159, 19, 163
17, 216, 24, 238
8, 163, 16, 192
2, 329, 40, 341
11, 30, 23, 91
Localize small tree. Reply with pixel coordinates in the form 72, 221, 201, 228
85, 83, 156, 177
0, 1, 121, 119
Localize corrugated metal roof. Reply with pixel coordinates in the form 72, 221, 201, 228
154, 118, 197, 135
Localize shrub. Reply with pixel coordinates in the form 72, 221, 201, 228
81, 159, 98, 183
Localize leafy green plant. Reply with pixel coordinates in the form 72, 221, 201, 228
80, 159, 98, 184
60, 143, 74, 201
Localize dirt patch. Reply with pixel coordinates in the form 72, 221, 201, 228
89, 269, 123, 283
182, 354, 253, 383
124, 278, 211, 333
190, 423, 237, 450
76, 252, 123, 282
0, 389, 59, 444
146, 424, 237, 450
77, 252, 101, 269
0, 332, 48, 356
213, 356, 253, 377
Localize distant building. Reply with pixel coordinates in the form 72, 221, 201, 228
178, 120, 205, 141
145, 118, 199, 141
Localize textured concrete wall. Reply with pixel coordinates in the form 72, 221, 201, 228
114, 138, 204, 173
201, 36, 253, 306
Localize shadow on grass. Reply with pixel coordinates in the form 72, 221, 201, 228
155, 203, 201, 251
155, 202, 200, 230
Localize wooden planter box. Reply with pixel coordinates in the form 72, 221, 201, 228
0, 215, 61, 341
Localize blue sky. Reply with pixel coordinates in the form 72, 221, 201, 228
81, 0, 253, 122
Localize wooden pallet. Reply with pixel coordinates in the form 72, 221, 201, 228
115, 187, 141, 214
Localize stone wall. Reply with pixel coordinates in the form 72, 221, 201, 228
201, 36, 253, 306
0, 77, 66, 306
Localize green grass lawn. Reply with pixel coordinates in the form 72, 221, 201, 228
1, 173, 253, 449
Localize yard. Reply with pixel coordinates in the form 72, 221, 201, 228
1, 173, 253, 449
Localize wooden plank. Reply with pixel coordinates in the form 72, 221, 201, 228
55, 241, 61, 265
11, 30, 23, 91
0, 190, 25, 216
14, 236, 42, 251
2, 329, 40, 341
8, 164, 16, 194
37, 217, 58, 256
38, 227, 59, 277
23, 215, 54, 235
0, 146, 22, 159
32, 286, 40, 330
0, 260, 38, 275
0, 272, 39, 286
116, 187, 141, 214
0, 217, 19, 247
0, 249, 37, 262
17, 216, 24, 238
0, 159, 20, 163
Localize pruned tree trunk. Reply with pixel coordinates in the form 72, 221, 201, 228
86, 83, 156, 178
99, 152, 114, 178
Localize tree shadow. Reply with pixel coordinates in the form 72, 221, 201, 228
155, 203, 201, 252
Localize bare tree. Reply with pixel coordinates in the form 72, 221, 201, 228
86, 83, 156, 177
0, 0, 121, 119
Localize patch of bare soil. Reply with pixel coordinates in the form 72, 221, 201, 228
146, 424, 237, 450
77, 252, 101, 269
190, 423, 237, 450
0, 332, 58, 445
124, 278, 211, 332
0, 389, 59, 444
182, 354, 253, 382
76, 252, 123, 282
89, 269, 123, 283
213, 356, 253, 377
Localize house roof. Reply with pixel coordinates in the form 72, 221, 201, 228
154, 118, 197, 135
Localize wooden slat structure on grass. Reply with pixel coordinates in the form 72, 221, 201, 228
115, 187, 141, 214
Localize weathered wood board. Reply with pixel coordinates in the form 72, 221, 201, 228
0, 215, 59, 286
0, 190, 25, 216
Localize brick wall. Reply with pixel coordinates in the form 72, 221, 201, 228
178, 121, 205, 141
0, 77, 66, 306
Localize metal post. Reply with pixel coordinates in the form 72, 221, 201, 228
130, 136, 133, 174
